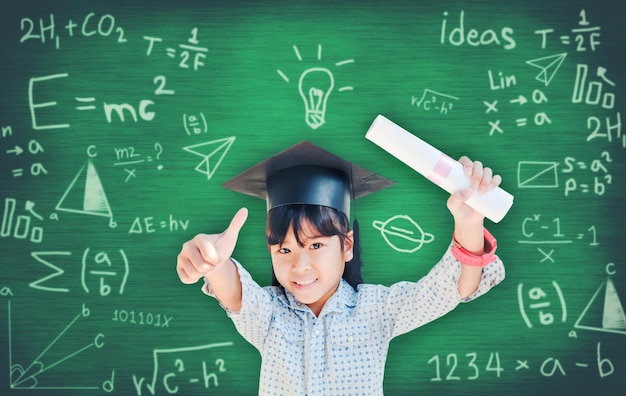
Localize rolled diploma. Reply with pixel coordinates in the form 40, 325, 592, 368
365, 114, 514, 223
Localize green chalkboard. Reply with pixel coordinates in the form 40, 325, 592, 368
1, 0, 625, 394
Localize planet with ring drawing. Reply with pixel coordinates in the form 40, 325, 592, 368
372, 214, 435, 253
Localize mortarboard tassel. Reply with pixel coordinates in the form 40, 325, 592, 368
344, 218, 364, 289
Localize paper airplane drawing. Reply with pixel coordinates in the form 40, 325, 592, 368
526, 53, 567, 87
183, 136, 236, 179
56, 159, 113, 220
574, 277, 626, 335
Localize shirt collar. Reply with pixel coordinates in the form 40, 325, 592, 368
279, 279, 357, 316
322, 279, 357, 315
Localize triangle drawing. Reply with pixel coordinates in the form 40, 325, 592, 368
56, 159, 113, 218
526, 53, 567, 87
574, 278, 626, 335
602, 278, 626, 329
183, 136, 236, 180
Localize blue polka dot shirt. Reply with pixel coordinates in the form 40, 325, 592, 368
203, 245, 505, 395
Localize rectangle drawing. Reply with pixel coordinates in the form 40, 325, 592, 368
517, 161, 559, 188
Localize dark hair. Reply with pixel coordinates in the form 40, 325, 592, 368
266, 204, 363, 290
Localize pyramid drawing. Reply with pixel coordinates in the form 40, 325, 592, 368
526, 53, 567, 87
574, 278, 626, 335
56, 159, 113, 219
183, 136, 236, 180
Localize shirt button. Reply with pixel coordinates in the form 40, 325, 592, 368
347, 336, 354, 343
314, 329, 320, 336
312, 372, 318, 379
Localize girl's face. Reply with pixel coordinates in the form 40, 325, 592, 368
270, 219, 353, 316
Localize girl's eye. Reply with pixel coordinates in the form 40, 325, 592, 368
278, 247, 291, 254
310, 243, 322, 250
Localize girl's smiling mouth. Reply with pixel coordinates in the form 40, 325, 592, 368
293, 278, 317, 288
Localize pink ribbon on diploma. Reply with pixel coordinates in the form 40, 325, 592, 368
426, 153, 455, 185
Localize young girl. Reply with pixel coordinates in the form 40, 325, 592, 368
176, 140, 505, 395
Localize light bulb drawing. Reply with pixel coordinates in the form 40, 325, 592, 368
277, 44, 354, 130
299, 67, 334, 129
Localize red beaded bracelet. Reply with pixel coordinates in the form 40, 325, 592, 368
451, 228, 498, 267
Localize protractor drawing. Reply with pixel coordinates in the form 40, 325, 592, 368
8, 301, 105, 390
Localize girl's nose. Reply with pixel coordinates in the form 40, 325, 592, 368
292, 252, 312, 272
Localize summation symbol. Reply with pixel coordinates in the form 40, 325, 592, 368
27, 248, 129, 295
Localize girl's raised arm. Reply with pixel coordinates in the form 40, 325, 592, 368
176, 207, 248, 311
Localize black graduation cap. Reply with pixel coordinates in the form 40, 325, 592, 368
222, 140, 394, 217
